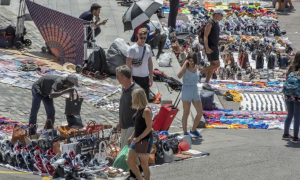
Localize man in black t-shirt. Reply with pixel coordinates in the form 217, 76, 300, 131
79, 3, 107, 43
200, 8, 225, 90
29, 74, 79, 134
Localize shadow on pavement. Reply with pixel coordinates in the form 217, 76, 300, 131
285, 141, 300, 148
192, 138, 203, 145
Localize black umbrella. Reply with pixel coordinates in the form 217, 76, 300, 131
123, 0, 163, 31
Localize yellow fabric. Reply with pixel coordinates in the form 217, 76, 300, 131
223, 90, 243, 102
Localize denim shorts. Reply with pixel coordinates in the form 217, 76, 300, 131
181, 85, 200, 102
129, 136, 153, 155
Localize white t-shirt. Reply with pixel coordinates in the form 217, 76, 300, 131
127, 43, 152, 77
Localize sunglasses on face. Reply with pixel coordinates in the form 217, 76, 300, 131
139, 37, 147, 40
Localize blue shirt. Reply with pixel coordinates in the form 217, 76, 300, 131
130, 23, 154, 43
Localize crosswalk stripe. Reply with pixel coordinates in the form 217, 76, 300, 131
42, 177, 52, 180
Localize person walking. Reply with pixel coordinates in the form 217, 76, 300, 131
168, 0, 180, 29
127, 88, 153, 180
127, 28, 153, 101
282, 52, 300, 143
116, 65, 140, 149
177, 52, 203, 137
200, 8, 225, 90
29, 74, 79, 134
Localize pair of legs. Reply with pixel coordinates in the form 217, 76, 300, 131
120, 127, 134, 149
148, 34, 167, 59
133, 76, 150, 101
29, 86, 55, 134
277, 0, 285, 11
200, 60, 220, 83
284, 99, 300, 137
182, 100, 203, 134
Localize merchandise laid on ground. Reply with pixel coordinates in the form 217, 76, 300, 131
204, 108, 288, 129
160, 0, 294, 131
0, 118, 208, 179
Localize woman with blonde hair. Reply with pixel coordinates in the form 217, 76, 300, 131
126, 88, 153, 180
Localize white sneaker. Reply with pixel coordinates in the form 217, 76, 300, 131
203, 83, 213, 90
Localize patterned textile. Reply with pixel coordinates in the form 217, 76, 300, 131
240, 93, 286, 112
25, 0, 84, 65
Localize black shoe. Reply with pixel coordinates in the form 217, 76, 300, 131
53, 165, 65, 178
80, 172, 95, 180
65, 170, 81, 180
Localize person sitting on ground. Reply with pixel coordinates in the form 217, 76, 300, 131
79, 3, 107, 45
177, 52, 203, 138
29, 74, 79, 134
127, 88, 153, 180
131, 20, 167, 59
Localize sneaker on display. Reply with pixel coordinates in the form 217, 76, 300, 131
24, 153, 35, 171
44, 161, 55, 176
33, 161, 49, 176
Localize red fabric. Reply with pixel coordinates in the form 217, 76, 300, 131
134, 24, 144, 42
158, 134, 168, 140
180, 3, 184, 7
178, 141, 189, 152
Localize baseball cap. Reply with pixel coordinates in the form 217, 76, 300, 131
213, 8, 226, 15
66, 74, 79, 87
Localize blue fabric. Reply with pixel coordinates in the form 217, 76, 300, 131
29, 86, 55, 134
130, 23, 154, 43
159, 131, 169, 135
181, 70, 200, 102
215, 108, 233, 112
284, 99, 300, 137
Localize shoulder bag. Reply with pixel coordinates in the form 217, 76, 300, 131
132, 46, 146, 67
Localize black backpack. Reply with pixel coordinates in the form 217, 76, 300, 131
167, 77, 182, 91
198, 19, 214, 45
87, 47, 108, 74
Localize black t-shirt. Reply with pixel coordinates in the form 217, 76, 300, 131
79, 10, 93, 21
33, 75, 67, 96
207, 19, 220, 48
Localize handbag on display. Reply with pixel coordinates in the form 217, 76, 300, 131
162, 143, 174, 163
85, 120, 113, 134
65, 90, 83, 115
75, 129, 97, 159
57, 125, 76, 138
66, 115, 84, 129
11, 124, 27, 146
24, 124, 40, 146
42, 119, 57, 138
52, 136, 67, 154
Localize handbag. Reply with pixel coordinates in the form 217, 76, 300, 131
162, 143, 174, 163
65, 90, 83, 115
11, 124, 27, 146
135, 139, 149, 154
57, 125, 76, 138
52, 136, 67, 154
42, 119, 58, 138
24, 124, 40, 146
66, 115, 84, 129
113, 145, 130, 172
155, 141, 164, 164
75, 129, 97, 158
132, 46, 146, 67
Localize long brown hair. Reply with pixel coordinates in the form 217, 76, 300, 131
185, 52, 198, 68
287, 51, 300, 76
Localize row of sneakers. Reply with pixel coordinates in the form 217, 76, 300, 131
0, 140, 109, 179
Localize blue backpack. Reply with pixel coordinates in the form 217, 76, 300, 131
282, 72, 300, 97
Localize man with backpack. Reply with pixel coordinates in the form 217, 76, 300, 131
199, 8, 225, 90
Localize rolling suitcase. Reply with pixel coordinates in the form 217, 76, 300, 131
152, 91, 181, 131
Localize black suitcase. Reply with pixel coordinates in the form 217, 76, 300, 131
86, 47, 108, 74
267, 55, 275, 69
256, 54, 264, 69
0, 36, 13, 48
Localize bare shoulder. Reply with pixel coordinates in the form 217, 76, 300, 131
143, 107, 152, 116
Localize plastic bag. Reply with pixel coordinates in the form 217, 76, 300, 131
106, 38, 130, 74
157, 53, 172, 67
113, 145, 130, 171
